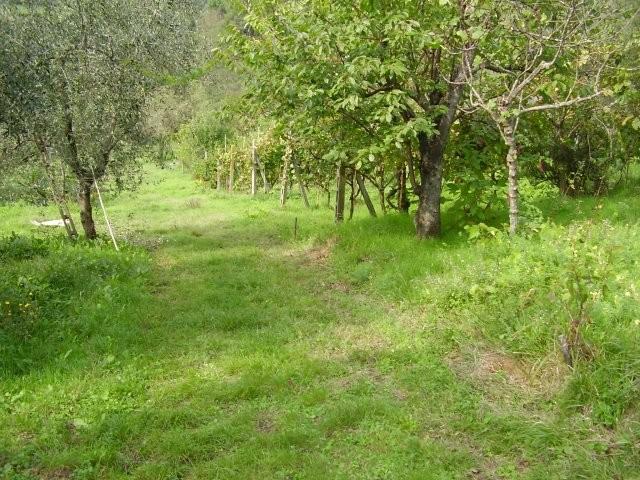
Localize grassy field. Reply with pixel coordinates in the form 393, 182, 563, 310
1, 166, 639, 479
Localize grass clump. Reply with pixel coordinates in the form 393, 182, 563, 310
0, 234, 149, 376
0, 233, 51, 262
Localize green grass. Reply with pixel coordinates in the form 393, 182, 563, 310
1, 166, 639, 479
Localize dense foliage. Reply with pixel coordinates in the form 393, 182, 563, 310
171, 0, 640, 235
0, 0, 199, 237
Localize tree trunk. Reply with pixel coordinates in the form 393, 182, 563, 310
292, 156, 310, 208
503, 125, 519, 235
378, 186, 386, 214
349, 169, 357, 220
38, 144, 78, 240
356, 173, 377, 217
414, 42, 477, 238
377, 166, 387, 214
415, 134, 445, 238
78, 181, 97, 239
397, 163, 409, 213
335, 163, 346, 223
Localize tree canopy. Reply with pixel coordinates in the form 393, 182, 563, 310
213, 0, 640, 236
0, 0, 199, 237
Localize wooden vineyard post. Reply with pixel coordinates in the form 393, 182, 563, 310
280, 139, 292, 207
251, 138, 257, 197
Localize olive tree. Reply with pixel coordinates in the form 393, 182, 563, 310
0, 0, 198, 238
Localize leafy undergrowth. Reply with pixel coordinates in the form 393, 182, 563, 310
331, 216, 640, 426
0, 167, 639, 479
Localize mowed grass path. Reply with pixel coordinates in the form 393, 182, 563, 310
1, 168, 636, 479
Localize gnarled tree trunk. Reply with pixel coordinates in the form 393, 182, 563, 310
78, 180, 97, 239
414, 41, 477, 238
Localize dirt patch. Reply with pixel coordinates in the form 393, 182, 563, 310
471, 351, 531, 388
327, 281, 351, 293
448, 348, 566, 400
392, 388, 409, 402
255, 412, 277, 434
29, 467, 73, 479
304, 236, 337, 266
467, 464, 496, 480
466, 455, 529, 480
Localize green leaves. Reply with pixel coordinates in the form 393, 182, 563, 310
229, 0, 474, 181
0, 0, 198, 183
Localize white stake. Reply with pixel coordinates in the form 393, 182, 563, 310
91, 167, 119, 252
